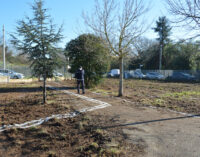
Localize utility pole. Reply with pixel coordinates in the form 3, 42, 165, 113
3, 25, 6, 70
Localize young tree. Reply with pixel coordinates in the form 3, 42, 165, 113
11, 0, 63, 104
83, 0, 149, 96
65, 34, 110, 87
153, 16, 171, 70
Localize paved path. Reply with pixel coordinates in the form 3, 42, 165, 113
50, 83, 200, 157
89, 95, 200, 157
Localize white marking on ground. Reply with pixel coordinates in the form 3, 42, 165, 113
0, 87, 111, 132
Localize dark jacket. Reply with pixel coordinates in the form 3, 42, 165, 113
75, 69, 85, 80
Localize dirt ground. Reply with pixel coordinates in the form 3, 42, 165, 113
0, 79, 200, 157
0, 81, 143, 157
91, 79, 200, 114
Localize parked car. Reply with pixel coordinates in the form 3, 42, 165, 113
124, 71, 130, 79
107, 69, 120, 78
146, 72, 164, 80
0, 69, 24, 79
53, 71, 63, 77
167, 72, 196, 81
132, 69, 146, 79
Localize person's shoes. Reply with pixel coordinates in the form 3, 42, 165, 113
82, 92, 85, 94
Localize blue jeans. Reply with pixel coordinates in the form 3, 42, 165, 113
77, 80, 85, 94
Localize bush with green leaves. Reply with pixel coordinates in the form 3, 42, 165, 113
65, 34, 110, 87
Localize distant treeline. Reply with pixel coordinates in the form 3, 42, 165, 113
110, 39, 200, 71
0, 45, 29, 67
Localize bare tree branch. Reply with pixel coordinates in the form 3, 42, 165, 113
166, 0, 200, 38
83, 0, 150, 96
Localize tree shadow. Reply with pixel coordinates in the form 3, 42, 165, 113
101, 114, 200, 129
0, 86, 76, 93
0, 87, 42, 93
48, 86, 76, 91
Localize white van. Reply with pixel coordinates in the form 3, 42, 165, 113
107, 69, 120, 77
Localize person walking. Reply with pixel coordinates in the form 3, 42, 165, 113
75, 66, 85, 94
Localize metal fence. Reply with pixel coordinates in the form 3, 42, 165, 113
141, 70, 200, 78
1, 63, 200, 82
124, 69, 200, 81
0, 64, 73, 80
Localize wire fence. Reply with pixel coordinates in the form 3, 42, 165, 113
124, 69, 200, 81
0, 63, 200, 82
141, 69, 200, 78
0, 64, 73, 83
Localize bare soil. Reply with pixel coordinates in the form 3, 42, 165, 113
58, 79, 200, 157
0, 115, 142, 157
90, 79, 200, 114
0, 82, 72, 125
0, 81, 143, 157
0, 79, 200, 157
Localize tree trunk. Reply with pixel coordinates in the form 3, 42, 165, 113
43, 75, 46, 104
159, 43, 163, 70
118, 57, 123, 97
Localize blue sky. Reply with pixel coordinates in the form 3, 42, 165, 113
0, 0, 192, 49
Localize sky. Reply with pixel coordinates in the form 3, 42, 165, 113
0, 0, 194, 49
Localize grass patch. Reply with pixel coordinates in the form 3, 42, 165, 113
105, 147, 123, 156
0, 82, 40, 88
152, 98, 166, 107
164, 91, 200, 99
36, 128, 50, 138
95, 129, 104, 135
90, 88, 118, 96
75, 115, 90, 130
46, 100, 57, 104
140, 98, 153, 105
27, 126, 39, 132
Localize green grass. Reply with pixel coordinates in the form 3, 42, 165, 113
36, 128, 50, 137
46, 100, 56, 104
27, 126, 39, 132
105, 147, 123, 156
0, 82, 40, 88
95, 129, 104, 135
89, 88, 118, 96
164, 91, 200, 99
152, 98, 166, 107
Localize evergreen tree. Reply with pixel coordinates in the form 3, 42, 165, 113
153, 16, 171, 70
11, 0, 63, 103
65, 34, 110, 88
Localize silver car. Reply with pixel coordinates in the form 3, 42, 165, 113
146, 72, 164, 80
0, 69, 24, 79
132, 69, 146, 79
53, 71, 63, 77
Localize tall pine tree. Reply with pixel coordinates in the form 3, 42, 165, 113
11, 0, 63, 103
153, 16, 171, 70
